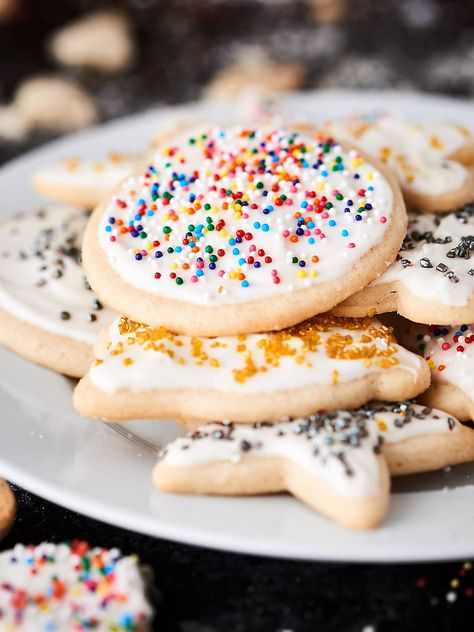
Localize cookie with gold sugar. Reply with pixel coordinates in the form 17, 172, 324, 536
82, 125, 406, 336
73, 315, 429, 425
0, 206, 115, 377
33, 152, 140, 209
332, 205, 474, 324
0, 480, 15, 540
153, 402, 474, 530
325, 114, 474, 213
396, 321, 474, 421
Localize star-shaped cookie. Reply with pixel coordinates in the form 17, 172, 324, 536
154, 402, 474, 530
74, 315, 430, 425
333, 205, 474, 324
326, 114, 474, 212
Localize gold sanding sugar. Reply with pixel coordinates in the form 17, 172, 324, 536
113, 316, 400, 381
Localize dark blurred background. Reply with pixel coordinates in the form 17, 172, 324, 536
1, 0, 474, 156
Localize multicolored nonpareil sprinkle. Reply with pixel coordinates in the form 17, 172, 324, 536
99, 127, 394, 305
405, 322, 474, 407
0, 541, 153, 631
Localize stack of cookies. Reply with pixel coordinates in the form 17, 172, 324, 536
2, 115, 474, 531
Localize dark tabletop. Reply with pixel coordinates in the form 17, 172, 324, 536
1, 1, 474, 630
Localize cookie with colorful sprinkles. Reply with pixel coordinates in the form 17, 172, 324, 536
82, 125, 406, 336
0, 480, 15, 541
73, 315, 429, 425
33, 152, 140, 208
325, 114, 474, 212
153, 403, 474, 530
332, 205, 474, 324
0, 206, 115, 377
400, 322, 474, 421
0, 541, 153, 630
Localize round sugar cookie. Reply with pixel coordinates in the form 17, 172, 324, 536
325, 114, 474, 213
0, 206, 115, 377
0, 480, 15, 540
74, 314, 430, 425
332, 205, 474, 324
82, 126, 406, 336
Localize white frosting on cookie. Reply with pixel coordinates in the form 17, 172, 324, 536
98, 126, 395, 306
371, 207, 474, 306
419, 323, 474, 400
159, 403, 458, 498
89, 315, 424, 395
0, 206, 115, 343
0, 541, 152, 630
34, 153, 137, 199
328, 115, 472, 196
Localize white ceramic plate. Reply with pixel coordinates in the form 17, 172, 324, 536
1, 90, 474, 562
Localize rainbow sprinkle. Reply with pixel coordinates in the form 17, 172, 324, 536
101, 127, 391, 303
0, 541, 153, 630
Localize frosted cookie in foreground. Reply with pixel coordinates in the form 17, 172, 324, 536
74, 315, 429, 424
0, 541, 153, 630
154, 403, 474, 530
333, 206, 474, 324
82, 126, 406, 336
0, 480, 15, 540
325, 114, 474, 212
400, 322, 474, 421
0, 206, 115, 377
33, 152, 140, 208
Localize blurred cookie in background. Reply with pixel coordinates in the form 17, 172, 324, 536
0, 105, 30, 142
309, 0, 346, 24
203, 45, 305, 101
14, 75, 98, 132
48, 10, 136, 73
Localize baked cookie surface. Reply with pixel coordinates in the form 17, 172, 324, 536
74, 315, 430, 424
0, 205, 115, 376
33, 152, 139, 208
0, 480, 15, 540
154, 402, 474, 530
326, 114, 474, 212
333, 205, 474, 324
401, 322, 474, 421
83, 126, 406, 335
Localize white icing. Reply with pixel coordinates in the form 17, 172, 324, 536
0, 542, 152, 630
160, 404, 457, 498
165, 420, 382, 497
89, 316, 424, 395
0, 206, 115, 344
98, 126, 395, 306
35, 153, 137, 198
371, 209, 474, 307
328, 115, 471, 196
422, 323, 474, 400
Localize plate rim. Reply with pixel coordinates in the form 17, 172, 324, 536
1, 88, 474, 562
